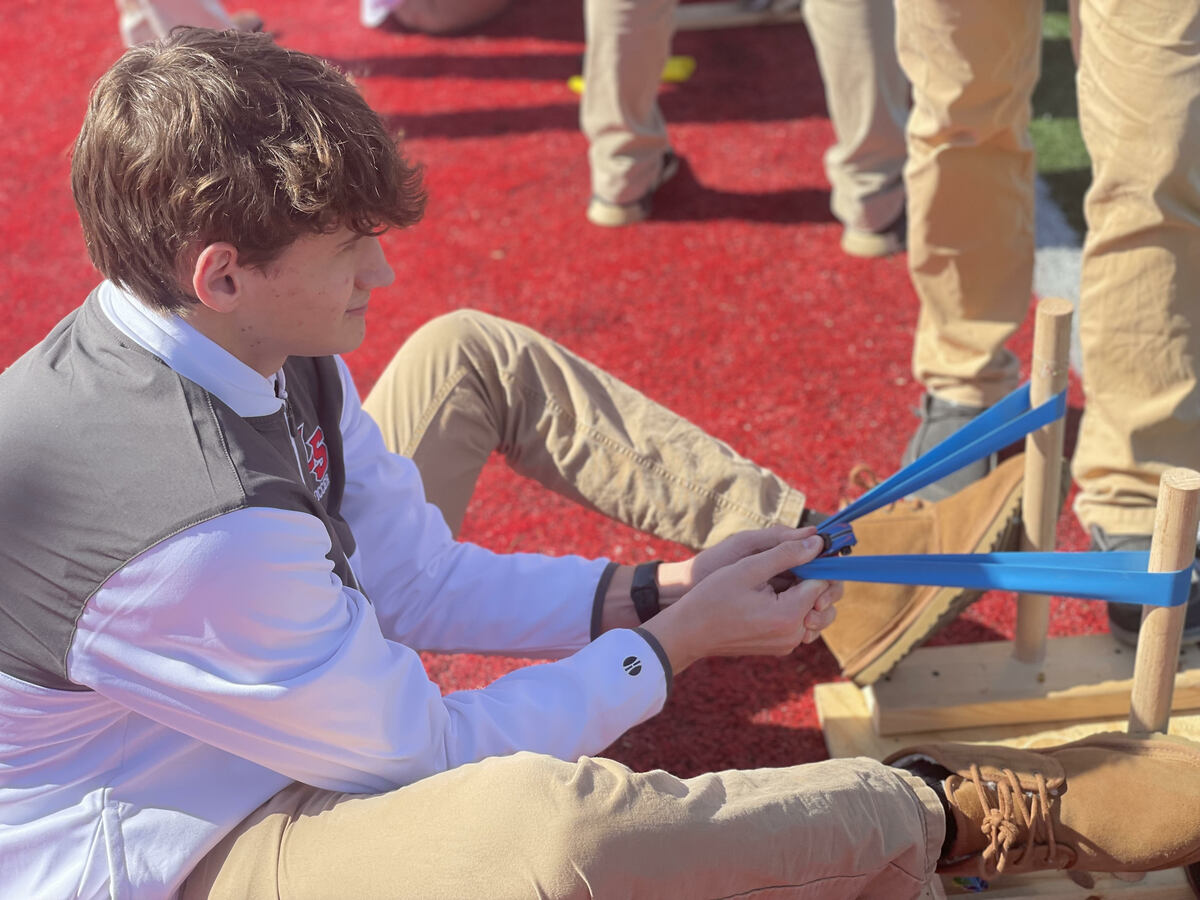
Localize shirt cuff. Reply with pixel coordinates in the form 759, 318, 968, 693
633, 626, 673, 698
590, 561, 619, 641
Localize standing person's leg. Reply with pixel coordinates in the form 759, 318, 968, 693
581, 0, 680, 226
896, 0, 1042, 498
362, 310, 809, 547
802, 0, 909, 258
1072, 0, 1200, 640
182, 752, 946, 900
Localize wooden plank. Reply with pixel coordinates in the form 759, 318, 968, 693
814, 680, 1200, 897
862, 634, 1200, 736
814, 679, 1200, 765
674, 1, 804, 31
942, 868, 1191, 897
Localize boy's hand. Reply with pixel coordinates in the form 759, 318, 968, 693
641, 534, 842, 675
657, 525, 818, 602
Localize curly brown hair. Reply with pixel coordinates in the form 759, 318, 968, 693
72, 27, 426, 312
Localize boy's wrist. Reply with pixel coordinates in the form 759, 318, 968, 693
630, 560, 663, 622
598, 558, 690, 634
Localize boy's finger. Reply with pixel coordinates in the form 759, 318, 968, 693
737, 537, 824, 583
732, 525, 811, 557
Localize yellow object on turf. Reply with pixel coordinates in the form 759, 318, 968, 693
661, 55, 696, 83
567, 56, 696, 95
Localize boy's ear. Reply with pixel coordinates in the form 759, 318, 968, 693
191, 243, 245, 313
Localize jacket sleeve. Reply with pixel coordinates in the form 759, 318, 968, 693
67, 509, 668, 794
332, 356, 609, 658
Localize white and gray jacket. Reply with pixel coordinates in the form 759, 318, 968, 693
0, 283, 669, 899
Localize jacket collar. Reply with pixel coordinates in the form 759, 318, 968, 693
96, 280, 285, 417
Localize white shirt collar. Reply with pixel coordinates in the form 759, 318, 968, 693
96, 280, 283, 417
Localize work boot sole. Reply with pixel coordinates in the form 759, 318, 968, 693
842, 473, 1025, 685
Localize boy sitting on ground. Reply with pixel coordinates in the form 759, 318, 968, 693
2, 28, 1199, 900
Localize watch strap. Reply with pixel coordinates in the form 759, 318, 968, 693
631, 560, 663, 623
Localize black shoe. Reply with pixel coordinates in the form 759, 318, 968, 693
1090, 525, 1200, 647
901, 393, 995, 502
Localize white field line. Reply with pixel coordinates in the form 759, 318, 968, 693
1033, 174, 1084, 374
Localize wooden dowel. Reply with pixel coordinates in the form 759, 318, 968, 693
1012, 298, 1074, 663
1128, 468, 1200, 734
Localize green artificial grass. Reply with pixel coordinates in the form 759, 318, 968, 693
1033, 0, 1090, 238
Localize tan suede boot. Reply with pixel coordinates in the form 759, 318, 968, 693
886, 732, 1200, 877
821, 453, 1025, 685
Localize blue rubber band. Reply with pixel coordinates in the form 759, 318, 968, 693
820, 385, 1068, 532
793, 551, 1193, 608
799, 385, 1187, 606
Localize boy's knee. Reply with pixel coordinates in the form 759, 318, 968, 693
466, 753, 632, 857
395, 309, 500, 371
409, 308, 492, 345
401, 308, 542, 373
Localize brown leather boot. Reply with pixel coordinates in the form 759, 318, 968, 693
886, 732, 1200, 877
821, 453, 1025, 685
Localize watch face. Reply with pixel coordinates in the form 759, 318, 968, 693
632, 562, 662, 623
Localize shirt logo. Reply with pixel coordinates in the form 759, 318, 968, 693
622, 656, 642, 676
295, 422, 331, 501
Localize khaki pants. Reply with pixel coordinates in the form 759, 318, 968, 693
901, 0, 1200, 535
183, 754, 944, 899
181, 311, 946, 898
582, 0, 909, 233
362, 310, 807, 546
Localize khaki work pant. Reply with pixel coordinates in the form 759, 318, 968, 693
901, 0, 1200, 535
363, 309, 807, 546
181, 311, 946, 899
183, 754, 944, 900
582, 0, 909, 233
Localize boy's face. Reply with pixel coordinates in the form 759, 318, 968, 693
234, 226, 395, 373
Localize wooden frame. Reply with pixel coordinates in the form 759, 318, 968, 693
814, 298, 1200, 896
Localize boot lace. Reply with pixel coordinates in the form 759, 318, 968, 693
964, 763, 1061, 875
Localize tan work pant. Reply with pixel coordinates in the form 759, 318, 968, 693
363, 309, 807, 546
183, 753, 944, 900
582, 0, 909, 233
181, 311, 946, 899
901, 0, 1200, 535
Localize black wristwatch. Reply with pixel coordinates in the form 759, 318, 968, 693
631, 560, 663, 623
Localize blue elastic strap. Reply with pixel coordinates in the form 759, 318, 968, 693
793, 551, 1193, 608
819, 384, 1068, 534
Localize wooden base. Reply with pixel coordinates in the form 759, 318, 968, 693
814, 678, 1200, 897
674, 1, 804, 31
865, 634, 1200, 736
815, 677, 1200, 769
940, 869, 1192, 897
